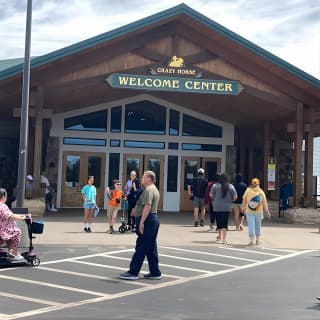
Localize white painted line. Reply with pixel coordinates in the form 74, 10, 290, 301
73, 260, 182, 280
158, 253, 237, 268
0, 274, 110, 298
102, 254, 215, 274
0, 292, 63, 307
221, 247, 281, 257
158, 246, 259, 262
5, 249, 313, 320
38, 266, 152, 287
258, 247, 297, 253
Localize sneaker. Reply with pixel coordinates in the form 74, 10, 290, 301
248, 241, 254, 246
10, 254, 24, 261
143, 273, 162, 280
119, 271, 138, 280
51, 207, 58, 212
107, 228, 113, 234
255, 241, 262, 245
239, 224, 244, 231
209, 223, 214, 230
208, 228, 215, 233
200, 219, 204, 227
194, 221, 198, 227
87, 227, 92, 233
84, 227, 88, 232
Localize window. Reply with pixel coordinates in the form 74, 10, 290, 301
182, 114, 222, 138
111, 106, 122, 132
167, 156, 178, 192
63, 138, 106, 146
110, 139, 121, 147
108, 153, 120, 187
168, 142, 179, 150
169, 109, 179, 136
182, 143, 222, 152
66, 155, 80, 187
125, 100, 166, 135
88, 157, 101, 188
124, 140, 165, 149
64, 110, 107, 132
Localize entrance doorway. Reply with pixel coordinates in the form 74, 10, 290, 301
61, 152, 106, 207
180, 157, 221, 211
122, 154, 164, 208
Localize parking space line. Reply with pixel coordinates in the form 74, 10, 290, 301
158, 246, 259, 262
257, 247, 297, 253
102, 254, 218, 274
158, 253, 237, 267
0, 292, 63, 307
73, 260, 183, 280
221, 247, 282, 256
0, 274, 110, 297
38, 266, 152, 287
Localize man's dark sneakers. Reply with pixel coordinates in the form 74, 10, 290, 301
87, 227, 92, 233
119, 271, 139, 280
194, 221, 198, 227
200, 219, 204, 227
84, 227, 88, 232
143, 273, 162, 280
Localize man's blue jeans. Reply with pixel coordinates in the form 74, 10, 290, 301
129, 213, 161, 276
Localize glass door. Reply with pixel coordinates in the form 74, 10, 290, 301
123, 154, 144, 193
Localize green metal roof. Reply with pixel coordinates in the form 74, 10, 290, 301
0, 58, 25, 72
0, 3, 319, 89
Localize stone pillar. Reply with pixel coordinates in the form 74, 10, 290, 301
294, 101, 303, 207
304, 123, 314, 206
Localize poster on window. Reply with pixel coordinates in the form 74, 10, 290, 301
268, 158, 276, 190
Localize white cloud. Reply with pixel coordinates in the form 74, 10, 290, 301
0, 0, 318, 78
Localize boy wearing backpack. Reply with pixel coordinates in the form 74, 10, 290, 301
106, 180, 125, 234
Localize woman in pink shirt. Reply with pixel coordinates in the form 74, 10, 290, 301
0, 188, 27, 259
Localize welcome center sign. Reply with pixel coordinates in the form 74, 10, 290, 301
106, 73, 244, 95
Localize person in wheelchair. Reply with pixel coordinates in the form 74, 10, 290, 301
0, 188, 27, 261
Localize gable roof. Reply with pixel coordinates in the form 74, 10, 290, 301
0, 3, 319, 90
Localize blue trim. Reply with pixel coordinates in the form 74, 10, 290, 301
0, 3, 319, 89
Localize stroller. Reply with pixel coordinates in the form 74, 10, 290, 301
118, 200, 134, 233
0, 215, 42, 267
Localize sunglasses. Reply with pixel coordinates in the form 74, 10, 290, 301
116, 183, 122, 185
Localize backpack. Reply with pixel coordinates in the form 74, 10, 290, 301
248, 193, 262, 210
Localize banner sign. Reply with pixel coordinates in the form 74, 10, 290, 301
267, 157, 276, 191
105, 73, 244, 95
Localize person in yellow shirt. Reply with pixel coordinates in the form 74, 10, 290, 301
105, 180, 124, 234
242, 178, 270, 246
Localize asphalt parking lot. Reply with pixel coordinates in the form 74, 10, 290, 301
0, 244, 319, 320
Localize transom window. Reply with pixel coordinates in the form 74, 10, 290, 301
182, 114, 222, 138
125, 100, 166, 135
64, 110, 107, 132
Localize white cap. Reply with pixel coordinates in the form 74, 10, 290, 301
197, 168, 205, 174
26, 175, 33, 181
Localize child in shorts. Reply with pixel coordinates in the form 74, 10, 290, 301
105, 180, 124, 234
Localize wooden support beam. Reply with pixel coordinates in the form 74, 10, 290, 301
293, 101, 303, 206
172, 34, 179, 56
32, 86, 44, 198
13, 108, 52, 118
263, 121, 270, 192
133, 47, 168, 62
183, 50, 218, 65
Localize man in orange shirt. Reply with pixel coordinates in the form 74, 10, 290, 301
106, 180, 124, 234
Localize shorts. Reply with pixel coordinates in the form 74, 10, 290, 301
84, 203, 95, 209
192, 196, 205, 208
107, 205, 119, 218
216, 211, 230, 229
232, 204, 245, 216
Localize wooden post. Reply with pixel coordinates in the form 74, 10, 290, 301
294, 101, 303, 207
239, 128, 246, 176
263, 121, 270, 192
304, 123, 314, 206
248, 144, 254, 180
274, 138, 280, 199
32, 86, 44, 198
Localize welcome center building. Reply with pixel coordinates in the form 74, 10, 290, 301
0, 4, 319, 213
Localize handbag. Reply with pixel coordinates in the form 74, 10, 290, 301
94, 205, 100, 218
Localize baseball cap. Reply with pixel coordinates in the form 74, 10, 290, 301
197, 168, 205, 174
251, 178, 260, 185
26, 175, 33, 181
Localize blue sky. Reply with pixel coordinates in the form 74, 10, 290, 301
0, 0, 319, 78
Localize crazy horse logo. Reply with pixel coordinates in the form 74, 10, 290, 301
168, 56, 185, 68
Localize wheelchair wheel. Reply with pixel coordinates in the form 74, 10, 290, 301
118, 225, 126, 233
31, 257, 40, 267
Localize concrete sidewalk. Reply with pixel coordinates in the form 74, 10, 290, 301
29, 209, 320, 250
